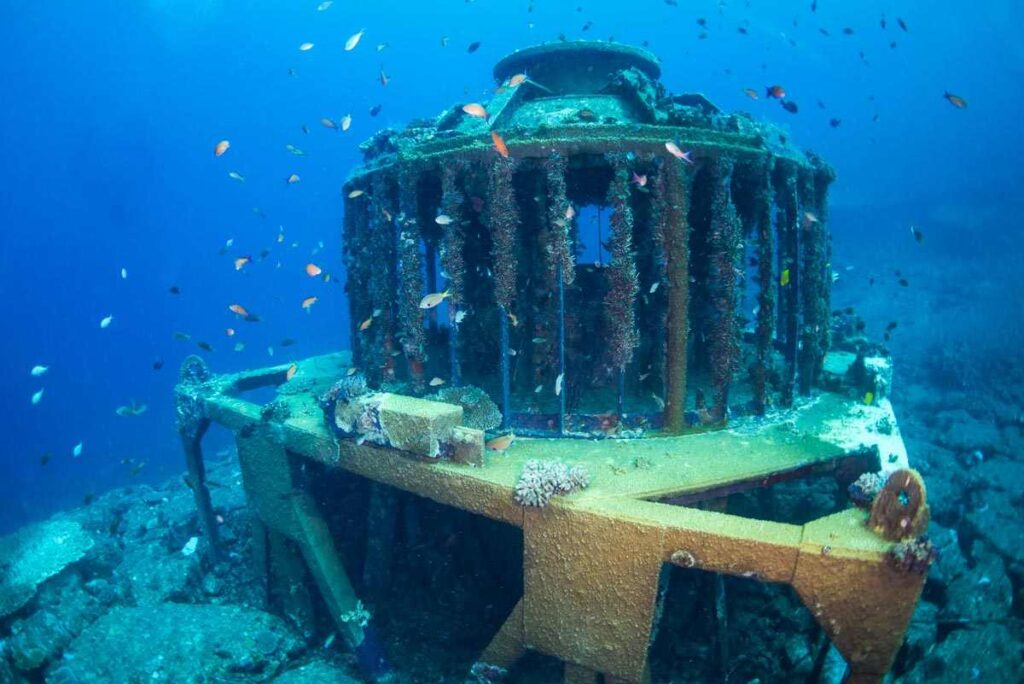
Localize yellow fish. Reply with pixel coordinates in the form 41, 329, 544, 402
780, 268, 790, 287
418, 290, 450, 309
486, 433, 515, 451
864, 391, 874, 406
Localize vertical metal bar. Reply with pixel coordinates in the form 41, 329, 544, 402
499, 304, 511, 429
657, 158, 691, 433
557, 262, 566, 434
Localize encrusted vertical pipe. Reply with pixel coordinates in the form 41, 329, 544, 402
342, 193, 367, 368
799, 156, 837, 394
397, 166, 427, 389
706, 157, 742, 422
545, 153, 574, 432
604, 153, 640, 417
773, 162, 800, 406
366, 172, 397, 385
488, 157, 519, 426
654, 156, 692, 432
751, 159, 776, 414
440, 161, 467, 386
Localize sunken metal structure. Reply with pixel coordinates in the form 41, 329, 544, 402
178, 42, 931, 684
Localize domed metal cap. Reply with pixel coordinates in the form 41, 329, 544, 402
492, 40, 661, 95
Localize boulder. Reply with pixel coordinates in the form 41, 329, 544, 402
0, 519, 93, 618
897, 624, 1022, 684
46, 603, 303, 682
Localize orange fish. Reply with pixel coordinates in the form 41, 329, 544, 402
462, 103, 488, 119
234, 256, 251, 271
491, 130, 509, 158
766, 85, 786, 99
509, 73, 527, 87
286, 363, 298, 381
305, 263, 322, 277
359, 316, 373, 331
229, 304, 249, 317
301, 296, 318, 310
485, 433, 515, 451
214, 139, 230, 157
665, 141, 694, 164
631, 172, 647, 187
943, 91, 967, 109
743, 88, 759, 100
225, 328, 235, 337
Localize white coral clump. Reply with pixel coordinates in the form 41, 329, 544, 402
514, 459, 590, 507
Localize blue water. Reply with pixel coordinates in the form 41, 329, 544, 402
1, 0, 1022, 533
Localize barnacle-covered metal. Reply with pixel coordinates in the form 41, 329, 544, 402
342, 40, 836, 435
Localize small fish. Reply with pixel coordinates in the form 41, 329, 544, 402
344, 29, 365, 52
462, 103, 488, 119
829, 118, 842, 128
228, 171, 245, 182
73, 441, 83, 458
803, 211, 819, 227
910, 225, 924, 243
214, 139, 230, 156
781, 100, 799, 114
341, 114, 352, 131
83, 493, 95, 506
120, 267, 127, 279
491, 131, 509, 158
864, 391, 875, 406
229, 303, 249, 317
306, 263, 323, 277
40, 452, 52, 466
898, 278, 909, 287
897, 17, 908, 32
565, 205, 575, 220
287, 173, 301, 184
348, 189, 365, 198
100, 315, 113, 329
485, 433, 514, 451
376, 43, 389, 53
555, 373, 564, 396
886, 321, 899, 332
429, 377, 445, 387
234, 256, 251, 271
301, 296, 319, 310
320, 117, 337, 130
369, 103, 382, 117
780, 269, 791, 287
115, 400, 148, 417
347, 366, 358, 376
454, 310, 467, 324
31, 388, 44, 405
359, 316, 373, 331
234, 343, 245, 352
943, 91, 967, 109
440, 36, 449, 47
286, 363, 298, 381
664, 141, 694, 164
174, 331, 192, 341
766, 85, 786, 99
378, 67, 390, 87
531, 337, 546, 344
649, 281, 659, 294
286, 143, 306, 155
197, 341, 214, 352
225, 328, 235, 336
299, 42, 315, 52
419, 290, 450, 309
509, 73, 527, 87
30, 365, 49, 377
467, 41, 481, 53
631, 172, 647, 187
169, 285, 181, 295
280, 338, 297, 347
435, 214, 454, 225
743, 88, 759, 100
316, 0, 332, 10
